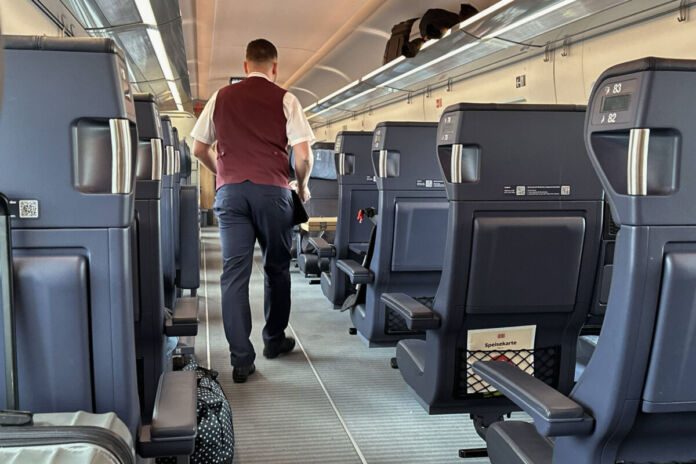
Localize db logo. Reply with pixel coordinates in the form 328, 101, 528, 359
497, 333, 506, 339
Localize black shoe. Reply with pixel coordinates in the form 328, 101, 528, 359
232, 364, 256, 383
263, 337, 296, 359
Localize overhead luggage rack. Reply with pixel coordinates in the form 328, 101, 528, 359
305, 0, 687, 124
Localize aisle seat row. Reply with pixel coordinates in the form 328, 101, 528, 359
0, 36, 201, 461
292, 142, 340, 277
307, 56, 696, 463
315, 131, 376, 307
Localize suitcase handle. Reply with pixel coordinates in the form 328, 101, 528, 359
0, 193, 19, 410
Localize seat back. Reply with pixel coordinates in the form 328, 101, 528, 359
335, 132, 377, 252
180, 141, 192, 184
295, 143, 338, 264
425, 104, 604, 418
0, 36, 140, 436
352, 122, 448, 345
555, 58, 696, 464
160, 116, 177, 308
322, 131, 375, 305
305, 142, 338, 218
133, 93, 166, 421
178, 138, 200, 291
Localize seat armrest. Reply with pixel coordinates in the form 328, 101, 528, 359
380, 293, 440, 330
165, 297, 199, 336
137, 370, 197, 458
336, 259, 373, 284
472, 361, 594, 437
308, 237, 335, 258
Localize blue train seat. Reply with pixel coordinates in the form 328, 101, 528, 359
381, 105, 604, 458
336, 122, 448, 346
0, 36, 196, 458
474, 57, 696, 464
312, 131, 376, 307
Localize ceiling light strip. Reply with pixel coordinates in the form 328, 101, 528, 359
378, 42, 479, 88
361, 55, 406, 81
136, 0, 184, 110
459, 0, 516, 30
307, 88, 378, 120
485, 0, 577, 38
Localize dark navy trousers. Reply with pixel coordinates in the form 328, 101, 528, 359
214, 181, 294, 366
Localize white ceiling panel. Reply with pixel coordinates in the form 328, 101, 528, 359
204, 0, 372, 97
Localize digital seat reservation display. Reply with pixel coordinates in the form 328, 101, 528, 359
602, 94, 632, 113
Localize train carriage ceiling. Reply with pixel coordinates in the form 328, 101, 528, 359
61, 0, 192, 111
180, 0, 497, 108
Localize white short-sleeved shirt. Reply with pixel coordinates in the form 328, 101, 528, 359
190, 72, 315, 147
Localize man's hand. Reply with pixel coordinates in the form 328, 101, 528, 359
193, 140, 217, 174
297, 185, 311, 202
290, 180, 311, 202
292, 141, 313, 202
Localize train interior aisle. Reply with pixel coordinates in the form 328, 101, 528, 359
197, 227, 494, 464
3, 1, 696, 463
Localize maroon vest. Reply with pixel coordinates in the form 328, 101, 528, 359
212, 76, 289, 189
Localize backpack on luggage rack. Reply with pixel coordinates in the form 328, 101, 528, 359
419, 4, 479, 40
383, 18, 421, 64
0, 193, 136, 464
382, 4, 479, 64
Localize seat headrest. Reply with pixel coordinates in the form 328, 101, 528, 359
134, 97, 162, 141
594, 56, 696, 84
441, 102, 585, 114
134, 93, 157, 103
334, 131, 374, 185
3, 35, 123, 60
437, 104, 600, 202
372, 122, 442, 191
160, 117, 174, 147
312, 142, 334, 150
586, 57, 696, 226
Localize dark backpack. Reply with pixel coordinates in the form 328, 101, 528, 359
383, 18, 419, 64
419, 4, 479, 40
459, 3, 479, 22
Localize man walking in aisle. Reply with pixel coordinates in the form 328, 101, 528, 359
191, 38, 314, 383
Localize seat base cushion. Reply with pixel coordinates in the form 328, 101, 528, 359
487, 421, 553, 464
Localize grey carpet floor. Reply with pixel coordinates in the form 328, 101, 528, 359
197, 227, 491, 464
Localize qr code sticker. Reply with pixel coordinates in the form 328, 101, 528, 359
516, 186, 526, 196
19, 200, 39, 219
561, 185, 571, 195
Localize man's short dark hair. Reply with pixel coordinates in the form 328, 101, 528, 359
246, 39, 278, 64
